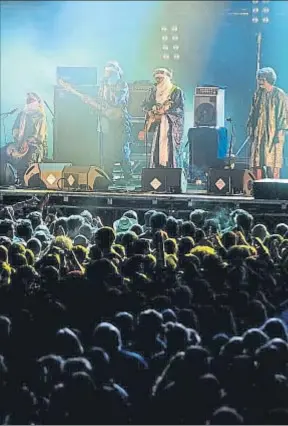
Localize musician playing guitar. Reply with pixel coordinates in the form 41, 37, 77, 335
0, 92, 47, 185
140, 67, 185, 168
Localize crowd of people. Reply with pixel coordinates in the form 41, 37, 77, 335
0, 196, 288, 424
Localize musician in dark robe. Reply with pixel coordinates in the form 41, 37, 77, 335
141, 67, 185, 168
97, 61, 131, 181
247, 67, 287, 179
0, 92, 47, 185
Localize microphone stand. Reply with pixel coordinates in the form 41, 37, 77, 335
43, 100, 54, 161
225, 118, 236, 195
98, 80, 105, 171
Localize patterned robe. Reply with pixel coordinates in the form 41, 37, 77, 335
142, 85, 184, 168
247, 87, 288, 169
97, 80, 131, 179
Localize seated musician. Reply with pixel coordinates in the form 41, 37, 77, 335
0, 92, 47, 185
141, 67, 185, 168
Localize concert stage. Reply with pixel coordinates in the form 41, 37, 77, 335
0, 186, 286, 224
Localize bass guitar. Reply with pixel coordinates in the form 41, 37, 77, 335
58, 79, 123, 121
138, 99, 173, 141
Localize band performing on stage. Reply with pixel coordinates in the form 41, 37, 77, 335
0, 64, 287, 189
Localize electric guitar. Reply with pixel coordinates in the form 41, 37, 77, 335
138, 99, 173, 141
6, 137, 33, 159
58, 79, 123, 121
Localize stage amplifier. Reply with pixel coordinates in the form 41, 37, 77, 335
193, 86, 225, 127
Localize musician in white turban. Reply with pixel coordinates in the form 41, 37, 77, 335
141, 67, 185, 168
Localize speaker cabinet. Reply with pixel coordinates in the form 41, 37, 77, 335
141, 168, 187, 194
253, 179, 288, 200
193, 87, 225, 127
24, 162, 72, 189
128, 82, 153, 119
208, 168, 255, 196
62, 165, 112, 191
53, 85, 100, 166
187, 127, 228, 179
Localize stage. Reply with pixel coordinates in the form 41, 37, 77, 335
0, 185, 286, 224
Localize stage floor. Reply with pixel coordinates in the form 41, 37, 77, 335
0, 185, 286, 221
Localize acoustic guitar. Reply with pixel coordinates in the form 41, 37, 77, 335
138, 99, 173, 141
58, 79, 123, 121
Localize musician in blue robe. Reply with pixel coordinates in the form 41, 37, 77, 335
97, 61, 132, 181
0, 92, 47, 185
141, 67, 185, 168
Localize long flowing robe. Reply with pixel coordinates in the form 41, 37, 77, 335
247, 86, 288, 169
97, 80, 131, 179
142, 85, 184, 168
0, 103, 47, 183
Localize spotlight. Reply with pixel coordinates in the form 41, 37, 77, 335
262, 7, 270, 13
252, 0, 259, 3
172, 35, 179, 41
171, 25, 178, 32
173, 54, 180, 60
252, 7, 259, 13
162, 44, 169, 50
161, 26, 168, 32
262, 16, 269, 23
172, 45, 179, 50
162, 53, 170, 60
162, 35, 168, 41
252, 16, 259, 23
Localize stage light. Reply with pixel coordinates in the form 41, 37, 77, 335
252, 16, 259, 23
252, 7, 259, 13
162, 35, 168, 41
173, 53, 180, 60
172, 35, 179, 41
262, 16, 269, 23
162, 53, 170, 60
171, 25, 178, 32
262, 7, 269, 13
161, 26, 168, 32
252, 0, 259, 3
162, 44, 169, 50
172, 44, 179, 50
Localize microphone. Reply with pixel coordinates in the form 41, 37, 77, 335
226, 117, 232, 122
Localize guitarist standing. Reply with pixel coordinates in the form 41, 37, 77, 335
141, 67, 185, 168
0, 92, 47, 185
97, 61, 132, 181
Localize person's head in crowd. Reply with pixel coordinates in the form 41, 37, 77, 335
165, 216, 178, 238
209, 406, 244, 424
143, 209, 156, 230
86, 346, 111, 385
166, 322, 189, 354
86, 258, 117, 282
93, 322, 122, 354
133, 238, 150, 255
0, 219, 14, 239
80, 209, 93, 224
0, 262, 12, 286
25, 248, 35, 266
262, 318, 288, 342
195, 228, 206, 243
221, 231, 237, 249
252, 223, 269, 241
73, 245, 88, 264
51, 217, 67, 236
203, 218, 220, 236
16, 219, 33, 242
275, 222, 288, 237
27, 238, 42, 258
121, 231, 138, 257
123, 209, 138, 222
0, 245, 8, 263
164, 238, 178, 255
150, 211, 167, 233
130, 223, 143, 236
73, 234, 88, 248
114, 312, 134, 348
162, 308, 177, 324
27, 211, 43, 229
231, 208, 253, 234
78, 223, 94, 241
242, 328, 269, 355
66, 215, 85, 239
181, 220, 196, 238
189, 209, 207, 228
63, 357, 93, 378
54, 328, 84, 357
94, 227, 115, 252
178, 236, 194, 256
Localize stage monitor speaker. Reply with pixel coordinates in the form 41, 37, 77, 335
128, 81, 153, 119
62, 165, 112, 191
24, 162, 72, 189
253, 179, 288, 200
188, 127, 228, 178
53, 85, 99, 166
141, 168, 187, 194
193, 86, 225, 127
56, 66, 97, 86
208, 168, 255, 196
